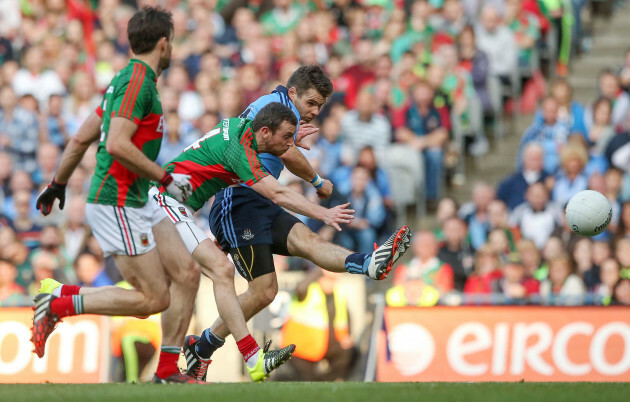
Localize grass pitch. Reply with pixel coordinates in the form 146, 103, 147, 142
1, 382, 628, 402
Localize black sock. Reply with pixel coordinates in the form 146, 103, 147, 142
195, 329, 225, 359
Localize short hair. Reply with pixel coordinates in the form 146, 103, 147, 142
286, 65, 333, 99
127, 7, 174, 55
251, 102, 298, 133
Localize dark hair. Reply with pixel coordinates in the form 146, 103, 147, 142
287, 65, 333, 99
252, 102, 298, 133
127, 7, 174, 55
593, 96, 613, 112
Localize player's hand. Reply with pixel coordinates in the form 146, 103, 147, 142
36, 180, 66, 216
163, 173, 193, 203
294, 123, 319, 150
323, 202, 354, 231
316, 179, 333, 199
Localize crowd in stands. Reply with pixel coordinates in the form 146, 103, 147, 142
1, 0, 629, 311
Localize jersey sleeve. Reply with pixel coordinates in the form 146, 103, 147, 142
110, 70, 152, 124
234, 144, 270, 186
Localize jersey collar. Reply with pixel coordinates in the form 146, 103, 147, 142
130, 59, 157, 82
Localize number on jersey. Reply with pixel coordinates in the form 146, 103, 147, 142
184, 128, 220, 152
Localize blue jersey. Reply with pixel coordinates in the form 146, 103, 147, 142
240, 85, 301, 179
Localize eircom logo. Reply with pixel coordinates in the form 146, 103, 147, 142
379, 308, 630, 382
0, 309, 107, 383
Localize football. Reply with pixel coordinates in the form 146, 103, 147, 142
565, 190, 612, 237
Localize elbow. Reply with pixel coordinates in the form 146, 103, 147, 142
106, 140, 122, 158
268, 188, 286, 206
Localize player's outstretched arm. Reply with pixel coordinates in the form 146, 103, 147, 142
280, 146, 333, 199
250, 175, 353, 231
37, 111, 102, 215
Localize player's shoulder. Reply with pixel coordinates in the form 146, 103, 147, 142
113, 62, 155, 94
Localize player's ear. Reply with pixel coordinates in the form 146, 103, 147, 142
288, 87, 297, 101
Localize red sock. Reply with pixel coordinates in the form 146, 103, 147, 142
155, 349, 180, 379
50, 296, 79, 318
60, 285, 81, 296
236, 335, 260, 362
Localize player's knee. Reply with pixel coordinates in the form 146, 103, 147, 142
254, 279, 278, 308
141, 293, 170, 315
179, 260, 201, 289
209, 261, 234, 285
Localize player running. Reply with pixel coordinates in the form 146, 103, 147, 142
179, 66, 412, 381
33, 7, 205, 384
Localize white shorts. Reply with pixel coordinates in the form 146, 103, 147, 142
149, 187, 209, 254
85, 202, 157, 257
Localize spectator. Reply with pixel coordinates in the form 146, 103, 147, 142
330, 146, 391, 205
335, 166, 386, 253
398, 80, 449, 203
46, 93, 77, 148
475, 4, 518, 82
156, 112, 193, 166
33, 142, 60, 186
393, 231, 454, 294
260, 0, 306, 36
11, 45, 65, 106
74, 253, 113, 287
34, 225, 74, 283
586, 98, 615, 175
10, 190, 42, 250
587, 70, 630, 132
517, 96, 571, 174
488, 200, 517, 245
551, 142, 589, 206
28, 251, 67, 297
2, 170, 36, 221
516, 239, 543, 280
609, 277, 630, 306
438, 217, 474, 291
458, 25, 492, 113
540, 254, 587, 305
534, 78, 587, 137
0, 258, 26, 306
595, 258, 620, 303
619, 48, 630, 93
458, 182, 495, 250
61, 197, 87, 261
0, 151, 12, 204
0, 85, 41, 174
340, 88, 392, 166
464, 245, 503, 295
491, 255, 540, 303
505, 0, 540, 73
434, 197, 458, 240
487, 228, 513, 258
572, 238, 597, 289
510, 182, 562, 249
313, 116, 344, 178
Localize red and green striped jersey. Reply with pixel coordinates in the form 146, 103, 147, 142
163, 118, 269, 212
87, 59, 165, 207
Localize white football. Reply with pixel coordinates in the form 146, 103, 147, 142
565, 190, 612, 237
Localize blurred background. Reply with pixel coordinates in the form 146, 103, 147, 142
1, 0, 629, 384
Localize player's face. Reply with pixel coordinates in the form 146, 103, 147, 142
292, 88, 326, 123
267, 121, 297, 156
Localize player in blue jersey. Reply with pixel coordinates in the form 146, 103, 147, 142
182, 65, 412, 380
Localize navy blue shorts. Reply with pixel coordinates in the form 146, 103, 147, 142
209, 186, 301, 254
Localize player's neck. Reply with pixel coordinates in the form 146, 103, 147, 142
133, 53, 161, 78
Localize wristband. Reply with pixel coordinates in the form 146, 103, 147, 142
310, 174, 324, 189
51, 178, 67, 188
159, 171, 173, 186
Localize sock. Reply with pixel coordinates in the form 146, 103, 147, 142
196, 329, 225, 359
236, 335, 260, 365
59, 285, 81, 297
155, 346, 180, 379
345, 253, 370, 275
50, 295, 83, 318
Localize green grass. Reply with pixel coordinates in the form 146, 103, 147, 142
1, 382, 629, 402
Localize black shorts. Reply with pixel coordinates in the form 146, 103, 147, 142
209, 186, 301, 280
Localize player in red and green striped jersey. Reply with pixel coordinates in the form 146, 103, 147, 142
33, 7, 206, 384
152, 102, 356, 381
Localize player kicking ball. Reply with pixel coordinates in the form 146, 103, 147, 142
167, 66, 412, 381
151, 102, 358, 381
